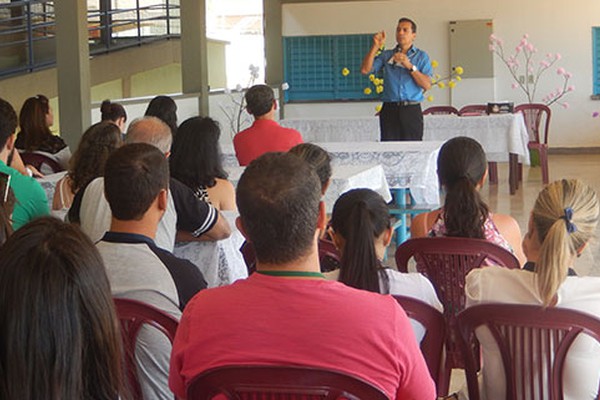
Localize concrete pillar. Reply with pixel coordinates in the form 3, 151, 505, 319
180, 0, 209, 116
55, 0, 91, 148
264, 0, 284, 86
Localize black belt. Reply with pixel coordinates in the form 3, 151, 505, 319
386, 101, 420, 106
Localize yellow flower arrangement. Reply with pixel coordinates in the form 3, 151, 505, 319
363, 87, 372, 95
455, 66, 464, 75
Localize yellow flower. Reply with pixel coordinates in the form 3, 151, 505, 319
369, 74, 375, 82
363, 87, 372, 95
431, 59, 439, 68
435, 74, 441, 80
375, 104, 382, 112
342, 68, 350, 76
427, 95, 434, 102
456, 76, 462, 81
455, 66, 464, 75
376, 85, 384, 94
448, 80, 456, 89
431, 80, 437, 85
437, 82, 446, 89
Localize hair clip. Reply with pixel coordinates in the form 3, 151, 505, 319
561, 207, 577, 233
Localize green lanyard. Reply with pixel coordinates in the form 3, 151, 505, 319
257, 270, 325, 279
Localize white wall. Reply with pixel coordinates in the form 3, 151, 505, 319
282, 0, 600, 148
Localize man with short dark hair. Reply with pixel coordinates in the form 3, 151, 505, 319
74, 116, 230, 250
361, 17, 433, 141
169, 152, 435, 399
233, 84, 303, 166
0, 98, 48, 229
97, 143, 207, 400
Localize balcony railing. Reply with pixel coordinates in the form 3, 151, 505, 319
0, 0, 180, 78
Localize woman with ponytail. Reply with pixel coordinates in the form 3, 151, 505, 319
411, 136, 525, 264
100, 99, 127, 132
325, 188, 441, 342
466, 179, 600, 399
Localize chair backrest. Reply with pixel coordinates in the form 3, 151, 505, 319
240, 239, 341, 275
514, 103, 551, 145
20, 151, 64, 174
423, 106, 459, 115
113, 298, 179, 400
457, 304, 600, 400
186, 365, 389, 400
392, 295, 445, 387
458, 104, 488, 116
395, 237, 520, 367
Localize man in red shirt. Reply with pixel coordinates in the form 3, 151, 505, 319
169, 152, 436, 400
233, 85, 303, 166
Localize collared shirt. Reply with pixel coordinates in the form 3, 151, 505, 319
371, 45, 433, 103
0, 160, 48, 230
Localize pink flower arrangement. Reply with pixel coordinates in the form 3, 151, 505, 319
489, 34, 573, 108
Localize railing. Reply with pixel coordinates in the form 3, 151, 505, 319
0, 0, 180, 78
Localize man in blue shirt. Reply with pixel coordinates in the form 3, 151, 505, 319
361, 17, 432, 141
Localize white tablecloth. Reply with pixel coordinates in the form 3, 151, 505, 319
423, 113, 530, 164
280, 117, 380, 143
316, 141, 442, 205
173, 210, 247, 288
226, 164, 392, 212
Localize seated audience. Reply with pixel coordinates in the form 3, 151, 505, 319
325, 188, 442, 342
52, 121, 122, 216
411, 136, 525, 264
289, 142, 332, 195
169, 153, 435, 399
70, 116, 230, 251
100, 99, 128, 132
15, 94, 71, 170
97, 143, 207, 400
145, 95, 178, 138
466, 179, 600, 399
170, 117, 236, 211
0, 98, 49, 230
0, 217, 124, 399
233, 84, 303, 166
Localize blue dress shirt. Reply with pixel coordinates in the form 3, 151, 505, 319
371, 45, 433, 103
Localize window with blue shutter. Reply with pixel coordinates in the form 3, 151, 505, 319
593, 27, 600, 95
283, 34, 381, 102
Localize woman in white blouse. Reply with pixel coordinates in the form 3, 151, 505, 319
466, 179, 600, 399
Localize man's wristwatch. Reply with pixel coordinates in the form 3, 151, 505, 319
411, 65, 418, 72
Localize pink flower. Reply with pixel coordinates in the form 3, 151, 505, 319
557, 67, 566, 75
526, 43, 535, 52
520, 38, 528, 46
511, 83, 519, 89
561, 102, 570, 109
489, 44, 495, 51
497, 38, 504, 45
555, 53, 562, 60
528, 66, 534, 73
515, 46, 522, 53
539, 60, 549, 67
567, 85, 575, 92
523, 33, 529, 39
593, 112, 600, 118
565, 72, 573, 79
489, 33, 496, 41
546, 53, 553, 58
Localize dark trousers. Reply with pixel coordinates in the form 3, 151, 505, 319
379, 102, 423, 141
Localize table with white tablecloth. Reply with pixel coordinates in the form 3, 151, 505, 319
226, 164, 392, 213
280, 117, 380, 143
423, 113, 530, 194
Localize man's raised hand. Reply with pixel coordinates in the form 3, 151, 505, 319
373, 31, 386, 48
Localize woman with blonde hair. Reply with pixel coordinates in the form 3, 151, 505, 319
466, 179, 600, 399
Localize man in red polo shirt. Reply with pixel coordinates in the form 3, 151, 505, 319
233, 84, 303, 166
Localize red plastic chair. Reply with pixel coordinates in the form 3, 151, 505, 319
20, 151, 64, 174
395, 237, 520, 396
457, 304, 600, 400
392, 295, 445, 396
186, 365, 389, 400
458, 104, 488, 116
423, 106, 459, 115
240, 239, 341, 275
514, 103, 551, 184
114, 298, 179, 400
